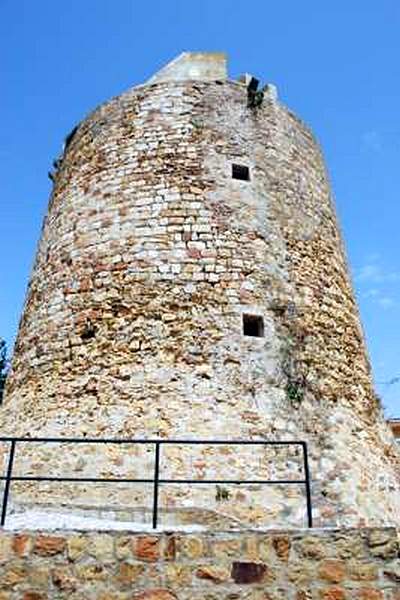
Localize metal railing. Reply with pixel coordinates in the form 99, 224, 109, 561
0, 437, 313, 528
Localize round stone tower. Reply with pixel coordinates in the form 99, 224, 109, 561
1, 53, 399, 529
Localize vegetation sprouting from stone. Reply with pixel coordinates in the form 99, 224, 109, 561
216, 485, 230, 502
280, 334, 307, 406
0, 338, 8, 404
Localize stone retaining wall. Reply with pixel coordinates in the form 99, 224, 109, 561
0, 528, 398, 599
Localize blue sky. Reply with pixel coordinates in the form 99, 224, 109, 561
1, 0, 399, 415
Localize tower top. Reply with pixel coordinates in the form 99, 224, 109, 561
147, 51, 227, 84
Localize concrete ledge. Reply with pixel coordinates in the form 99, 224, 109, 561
147, 52, 227, 83
0, 527, 398, 598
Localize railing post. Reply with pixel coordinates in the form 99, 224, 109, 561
1, 440, 16, 527
302, 442, 313, 528
152, 441, 161, 530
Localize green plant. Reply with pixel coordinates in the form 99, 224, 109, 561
215, 485, 230, 502
281, 336, 307, 406
190, 118, 203, 130
286, 381, 304, 403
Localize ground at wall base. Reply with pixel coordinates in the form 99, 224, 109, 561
0, 527, 399, 599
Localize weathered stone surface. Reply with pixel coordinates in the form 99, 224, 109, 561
165, 564, 192, 586
1, 54, 399, 530
196, 565, 230, 583
89, 534, 114, 561
115, 536, 133, 560
231, 561, 267, 584
164, 536, 176, 561
0, 537, 12, 564
33, 535, 66, 556
117, 562, 145, 585
319, 588, 346, 600
51, 566, 78, 592
0, 564, 28, 588
356, 590, 384, 600
367, 530, 399, 558
212, 538, 242, 558
348, 561, 378, 581
176, 536, 205, 559
383, 563, 400, 583
318, 560, 346, 584
132, 591, 177, 600
75, 563, 109, 581
67, 535, 88, 561
29, 565, 50, 587
135, 536, 160, 561
272, 535, 291, 561
12, 534, 31, 557
0, 529, 397, 597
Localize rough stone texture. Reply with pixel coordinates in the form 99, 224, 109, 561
0, 53, 399, 528
0, 528, 398, 598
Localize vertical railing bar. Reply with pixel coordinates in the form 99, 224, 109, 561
152, 441, 161, 530
302, 441, 313, 528
1, 440, 16, 527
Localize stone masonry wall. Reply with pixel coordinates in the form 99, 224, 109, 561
1, 68, 399, 527
0, 528, 399, 599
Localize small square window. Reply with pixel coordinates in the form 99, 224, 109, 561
232, 164, 250, 181
243, 314, 264, 337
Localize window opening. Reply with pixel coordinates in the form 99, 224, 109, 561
232, 164, 250, 181
243, 314, 264, 337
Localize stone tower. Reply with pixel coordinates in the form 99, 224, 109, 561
1, 53, 399, 529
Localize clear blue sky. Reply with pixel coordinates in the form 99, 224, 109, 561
1, 0, 399, 415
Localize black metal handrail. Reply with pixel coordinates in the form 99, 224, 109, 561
0, 437, 313, 528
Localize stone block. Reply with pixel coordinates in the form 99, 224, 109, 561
12, 534, 32, 558
51, 566, 78, 592
0, 537, 12, 564
318, 588, 347, 600
231, 561, 267, 584
33, 535, 66, 556
195, 565, 230, 583
135, 536, 160, 561
67, 535, 88, 561
88, 534, 114, 562
356, 590, 384, 600
116, 562, 145, 585
318, 560, 346, 584
132, 591, 177, 600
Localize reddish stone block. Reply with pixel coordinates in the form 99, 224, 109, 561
187, 247, 201, 259
33, 535, 66, 556
22, 594, 47, 600
135, 536, 160, 561
231, 561, 267, 584
196, 565, 230, 583
320, 588, 346, 600
12, 534, 31, 557
319, 560, 346, 584
164, 535, 176, 560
